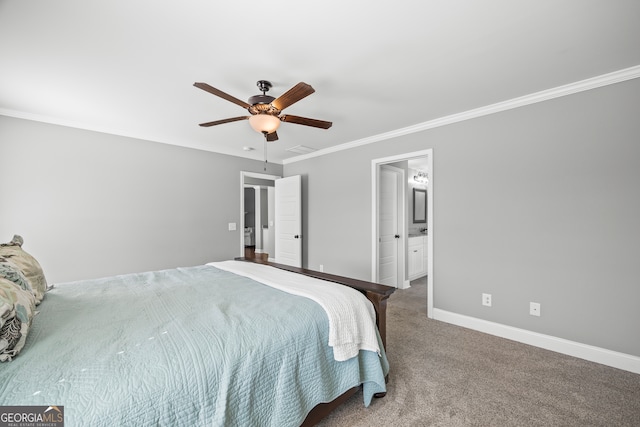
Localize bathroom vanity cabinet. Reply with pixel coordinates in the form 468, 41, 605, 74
408, 235, 427, 280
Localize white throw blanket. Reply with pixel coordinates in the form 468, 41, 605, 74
208, 260, 380, 362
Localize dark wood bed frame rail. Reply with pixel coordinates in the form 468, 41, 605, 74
236, 258, 395, 426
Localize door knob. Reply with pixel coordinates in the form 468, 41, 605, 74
395, 234, 400, 239
294, 235, 300, 239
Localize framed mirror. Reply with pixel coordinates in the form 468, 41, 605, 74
413, 188, 426, 223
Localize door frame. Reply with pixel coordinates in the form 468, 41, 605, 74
240, 171, 281, 258
371, 149, 434, 318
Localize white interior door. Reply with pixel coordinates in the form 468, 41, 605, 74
378, 166, 400, 287
275, 175, 302, 267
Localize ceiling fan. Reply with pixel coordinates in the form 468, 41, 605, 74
193, 80, 332, 142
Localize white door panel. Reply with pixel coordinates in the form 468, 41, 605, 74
378, 166, 399, 287
275, 175, 302, 267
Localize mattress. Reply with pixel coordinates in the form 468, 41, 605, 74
0, 264, 388, 426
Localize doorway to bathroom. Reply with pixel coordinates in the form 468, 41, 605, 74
371, 149, 434, 318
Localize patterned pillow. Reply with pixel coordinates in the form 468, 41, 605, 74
0, 235, 46, 304
0, 276, 37, 362
0, 259, 34, 294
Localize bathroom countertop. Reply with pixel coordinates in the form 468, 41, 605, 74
408, 233, 428, 238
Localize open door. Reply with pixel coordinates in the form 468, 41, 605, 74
378, 165, 403, 287
275, 175, 302, 267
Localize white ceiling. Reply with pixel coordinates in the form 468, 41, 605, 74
1, 1, 639, 164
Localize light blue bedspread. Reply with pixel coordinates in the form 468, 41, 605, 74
0, 265, 388, 426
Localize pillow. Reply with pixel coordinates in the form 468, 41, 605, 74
0, 275, 37, 361
0, 235, 47, 304
0, 259, 34, 294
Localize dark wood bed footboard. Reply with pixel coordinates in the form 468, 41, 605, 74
235, 258, 395, 426
235, 257, 395, 347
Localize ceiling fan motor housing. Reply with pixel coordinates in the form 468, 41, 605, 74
248, 94, 276, 106
248, 94, 279, 116
248, 80, 279, 115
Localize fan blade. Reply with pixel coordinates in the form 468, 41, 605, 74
265, 131, 278, 142
194, 82, 251, 109
281, 115, 332, 129
199, 116, 249, 127
271, 82, 315, 111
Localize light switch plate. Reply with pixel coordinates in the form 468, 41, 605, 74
228, 222, 237, 231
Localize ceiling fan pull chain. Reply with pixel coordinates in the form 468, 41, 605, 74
263, 134, 268, 171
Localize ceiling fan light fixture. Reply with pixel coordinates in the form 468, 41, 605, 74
194, 80, 332, 140
249, 114, 281, 134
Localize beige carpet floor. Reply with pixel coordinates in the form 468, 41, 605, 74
317, 277, 640, 426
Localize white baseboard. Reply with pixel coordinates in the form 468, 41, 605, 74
433, 308, 640, 375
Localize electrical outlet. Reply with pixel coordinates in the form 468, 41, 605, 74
482, 293, 492, 307
530, 302, 541, 316
319, 264, 324, 272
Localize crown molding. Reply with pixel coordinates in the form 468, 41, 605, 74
283, 64, 640, 165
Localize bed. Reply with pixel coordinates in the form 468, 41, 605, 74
0, 236, 394, 426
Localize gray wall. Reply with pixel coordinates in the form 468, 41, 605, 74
284, 78, 640, 357
0, 116, 282, 283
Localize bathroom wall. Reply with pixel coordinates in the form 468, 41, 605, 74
408, 167, 428, 236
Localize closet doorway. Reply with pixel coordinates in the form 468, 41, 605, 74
371, 149, 434, 318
